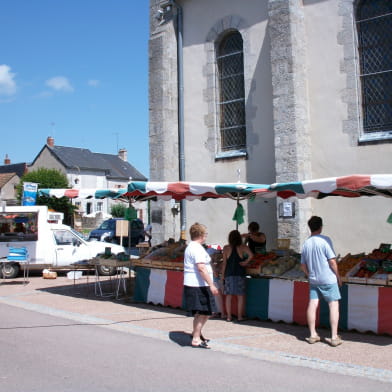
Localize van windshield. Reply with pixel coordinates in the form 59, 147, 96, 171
98, 220, 115, 230
0, 212, 38, 242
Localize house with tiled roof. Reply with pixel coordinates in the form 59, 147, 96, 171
0, 155, 27, 206
0, 155, 28, 178
29, 137, 148, 220
0, 172, 20, 206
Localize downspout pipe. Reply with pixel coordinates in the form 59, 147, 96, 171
173, 2, 186, 241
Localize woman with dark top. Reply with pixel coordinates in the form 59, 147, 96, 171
184, 222, 218, 349
221, 230, 253, 322
243, 221, 266, 254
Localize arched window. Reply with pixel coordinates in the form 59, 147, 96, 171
356, 0, 392, 140
217, 31, 246, 151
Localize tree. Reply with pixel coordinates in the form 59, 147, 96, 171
17, 168, 76, 225
110, 203, 127, 218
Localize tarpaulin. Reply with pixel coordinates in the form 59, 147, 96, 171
39, 174, 392, 201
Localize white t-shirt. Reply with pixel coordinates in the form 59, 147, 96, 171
301, 234, 337, 285
183, 241, 212, 287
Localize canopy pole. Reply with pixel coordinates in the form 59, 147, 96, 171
128, 198, 132, 255
236, 197, 239, 231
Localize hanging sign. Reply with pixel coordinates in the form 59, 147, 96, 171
22, 182, 38, 206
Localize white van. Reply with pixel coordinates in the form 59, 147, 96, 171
0, 205, 125, 278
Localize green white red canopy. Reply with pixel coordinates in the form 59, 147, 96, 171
38, 174, 392, 201
252, 174, 392, 199
38, 188, 128, 200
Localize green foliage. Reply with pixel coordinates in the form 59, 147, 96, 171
17, 168, 76, 225
110, 203, 126, 218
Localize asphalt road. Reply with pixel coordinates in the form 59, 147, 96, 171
1, 303, 391, 392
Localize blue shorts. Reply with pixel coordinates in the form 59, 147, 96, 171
309, 283, 341, 302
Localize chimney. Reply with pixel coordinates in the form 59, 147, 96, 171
118, 148, 127, 161
4, 154, 10, 165
47, 136, 54, 147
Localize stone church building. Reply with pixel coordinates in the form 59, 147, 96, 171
148, 0, 391, 254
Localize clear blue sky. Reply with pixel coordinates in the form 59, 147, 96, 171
0, 0, 150, 178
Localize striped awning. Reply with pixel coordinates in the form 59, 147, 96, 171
252, 174, 392, 199
38, 174, 392, 201
38, 182, 267, 201
125, 181, 266, 201
38, 188, 128, 199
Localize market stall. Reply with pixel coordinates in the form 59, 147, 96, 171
131, 240, 392, 335
133, 266, 392, 334
39, 174, 392, 335
126, 174, 392, 335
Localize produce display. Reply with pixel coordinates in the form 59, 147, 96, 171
337, 253, 364, 277
133, 240, 392, 286
245, 252, 277, 275
339, 246, 392, 285
133, 241, 186, 270
96, 250, 130, 261
280, 257, 306, 280
261, 255, 296, 276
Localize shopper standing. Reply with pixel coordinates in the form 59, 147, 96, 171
183, 223, 218, 349
222, 230, 253, 322
300, 216, 343, 347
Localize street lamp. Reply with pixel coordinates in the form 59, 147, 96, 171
70, 165, 81, 228
71, 165, 81, 188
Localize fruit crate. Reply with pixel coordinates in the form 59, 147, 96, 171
367, 272, 389, 286
246, 264, 262, 275
132, 259, 149, 267
346, 262, 373, 284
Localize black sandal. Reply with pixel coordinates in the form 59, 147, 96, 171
191, 333, 210, 343
200, 334, 210, 343
191, 341, 211, 349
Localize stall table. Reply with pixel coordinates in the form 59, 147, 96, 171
133, 266, 392, 336
89, 258, 132, 299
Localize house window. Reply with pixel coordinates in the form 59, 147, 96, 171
96, 202, 103, 212
217, 31, 246, 152
356, 0, 392, 142
74, 201, 81, 213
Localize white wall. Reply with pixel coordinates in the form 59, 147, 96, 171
304, 0, 392, 253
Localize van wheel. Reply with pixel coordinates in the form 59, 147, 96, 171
0, 263, 20, 279
96, 265, 116, 276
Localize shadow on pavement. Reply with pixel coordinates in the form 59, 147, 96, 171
169, 331, 192, 347
0, 280, 28, 286
231, 317, 392, 347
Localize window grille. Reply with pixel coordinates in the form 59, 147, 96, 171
217, 31, 246, 151
356, 0, 392, 137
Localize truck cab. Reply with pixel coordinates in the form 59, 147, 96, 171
0, 205, 125, 278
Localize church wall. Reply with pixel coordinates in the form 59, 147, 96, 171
149, 0, 392, 252
303, 0, 392, 253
